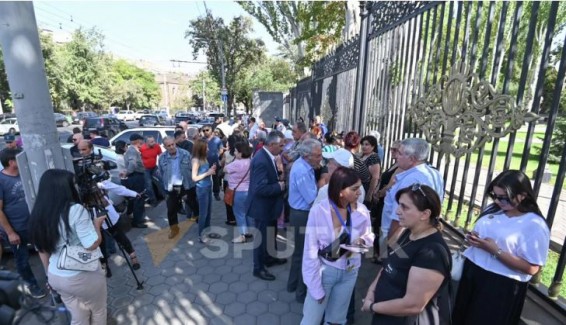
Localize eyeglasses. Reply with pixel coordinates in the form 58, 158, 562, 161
489, 192, 511, 205
411, 183, 427, 197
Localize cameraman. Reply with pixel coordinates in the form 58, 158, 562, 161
124, 134, 148, 228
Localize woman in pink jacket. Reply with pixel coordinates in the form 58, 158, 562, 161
301, 166, 374, 325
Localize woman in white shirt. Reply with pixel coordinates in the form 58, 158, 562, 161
29, 169, 107, 325
452, 170, 550, 325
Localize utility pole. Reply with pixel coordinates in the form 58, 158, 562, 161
0, 2, 71, 209
202, 78, 206, 111
203, 1, 228, 116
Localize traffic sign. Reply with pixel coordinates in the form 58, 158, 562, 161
221, 88, 228, 96
221, 94, 228, 102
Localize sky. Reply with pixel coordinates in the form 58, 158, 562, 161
32, 0, 280, 75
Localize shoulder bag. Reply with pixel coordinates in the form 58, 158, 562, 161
224, 165, 251, 206
57, 226, 102, 272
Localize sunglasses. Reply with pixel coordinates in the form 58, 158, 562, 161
411, 183, 427, 197
488, 192, 512, 205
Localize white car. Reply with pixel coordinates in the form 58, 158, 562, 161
0, 118, 19, 135
116, 110, 136, 121
109, 125, 202, 152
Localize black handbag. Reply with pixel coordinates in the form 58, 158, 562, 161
318, 206, 351, 262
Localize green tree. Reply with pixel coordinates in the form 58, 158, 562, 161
0, 46, 11, 111
234, 56, 297, 112
59, 28, 111, 111
237, 1, 345, 74
39, 32, 67, 112
185, 12, 265, 117
109, 59, 161, 109
188, 70, 221, 110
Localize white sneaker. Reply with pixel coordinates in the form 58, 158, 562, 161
232, 235, 246, 244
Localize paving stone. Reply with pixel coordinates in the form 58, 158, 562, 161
234, 313, 256, 325
257, 290, 278, 303
281, 312, 303, 324
277, 290, 297, 303
258, 313, 280, 325
149, 283, 170, 296
232, 264, 249, 275
194, 291, 217, 306
223, 301, 246, 317
203, 273, 222, 284
246, 301, 268, 316
228, 281, 248, 294
221, 272, 240, 283
268, 300, 290, 315
209, 282, 229, 294
145, 275, 166, 286
215, 265, 233, 275
249, 279, 268, 292
238, 290, 257, 304
197, 265, 216, 276
215, 291, 237, 305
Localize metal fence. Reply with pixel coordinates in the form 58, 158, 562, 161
288, 0, 566, 313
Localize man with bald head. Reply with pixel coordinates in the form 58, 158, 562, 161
77, 139, 93, 157
69, 133, 84, 158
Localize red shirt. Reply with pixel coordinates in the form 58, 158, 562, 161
140, 143, 162, 169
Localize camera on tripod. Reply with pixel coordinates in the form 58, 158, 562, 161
72, 151, 117, 204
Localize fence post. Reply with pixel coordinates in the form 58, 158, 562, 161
353, 1, 370, 133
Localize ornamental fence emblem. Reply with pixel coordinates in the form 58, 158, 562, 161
409, 62, 539, 159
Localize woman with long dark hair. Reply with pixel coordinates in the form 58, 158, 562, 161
28, 169, 107, 324
362, 184, 451, 324
452, 170, 550, 325
192, 139, 216, 244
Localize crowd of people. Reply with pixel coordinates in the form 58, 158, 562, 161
0, 113, 552, 324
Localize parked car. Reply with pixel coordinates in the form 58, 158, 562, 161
82, 117, 126, 139
109, 127, 176, 152
72, 111, 98, 125
54, 113, 70, 127
0, 113, 16, 122
139, 115, 165, 127
116, 110, 136, 121
174, 112, 197, 125
0, 118, 19, 135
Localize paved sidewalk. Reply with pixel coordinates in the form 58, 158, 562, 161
104, 198, 378, 324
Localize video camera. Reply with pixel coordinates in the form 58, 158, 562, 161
72, 150, 116, 206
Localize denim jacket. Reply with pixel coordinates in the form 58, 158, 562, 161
158, 148, 194, 191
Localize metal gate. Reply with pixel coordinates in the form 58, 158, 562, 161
289, 0, 566, 312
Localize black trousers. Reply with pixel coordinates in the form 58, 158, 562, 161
166, 187, 188, 226
223, 181, 235, 223
212, 173, 221, 195
452, 259, 528, 325
287, 208, 308, 299
100, 224, 135, 263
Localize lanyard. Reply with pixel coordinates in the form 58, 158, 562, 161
330, 201, 351, 236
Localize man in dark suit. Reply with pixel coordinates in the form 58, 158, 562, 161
246, 130, 286, 281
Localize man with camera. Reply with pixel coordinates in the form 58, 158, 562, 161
158, 137, 194, 239
0, 148, 46, 298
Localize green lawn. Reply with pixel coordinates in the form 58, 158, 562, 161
463, 129, 561, 187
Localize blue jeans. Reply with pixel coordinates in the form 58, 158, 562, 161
196, 185, 212, 237
233, 191, 252, 235
144, 167, 157, 203
3, 230, 39, 287
300, 265, 359, 325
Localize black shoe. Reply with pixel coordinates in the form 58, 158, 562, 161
225, 221, 236, 226
131, 223, 148, 229
105, 265, 112, 278
265, 257, 287, 267
244, 233, 253, 239
253, 269, 275, 281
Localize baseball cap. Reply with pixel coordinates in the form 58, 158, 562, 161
129, 133, 144, 142
322, 148, 354, 167
3, 134, 15, 143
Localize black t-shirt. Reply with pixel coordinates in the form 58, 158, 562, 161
372, 231, 450, 325
353, 154, 372, 191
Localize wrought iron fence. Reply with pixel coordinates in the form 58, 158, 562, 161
288, 0, 566, 314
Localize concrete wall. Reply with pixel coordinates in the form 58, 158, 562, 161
253, 91, 283, 127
